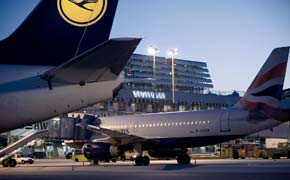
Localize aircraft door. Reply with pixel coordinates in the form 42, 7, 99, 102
220, 110, 231, 132
132, 121, 139, 133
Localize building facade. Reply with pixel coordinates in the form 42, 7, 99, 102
83, 54, 241, 116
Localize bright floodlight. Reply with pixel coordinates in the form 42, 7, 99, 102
148, 45, 159, 55
168, 48, 178, 56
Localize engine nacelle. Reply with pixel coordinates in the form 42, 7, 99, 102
82, 142, 122, 161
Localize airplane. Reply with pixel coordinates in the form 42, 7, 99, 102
0, 0, 141, 133
77, 47, 290, 166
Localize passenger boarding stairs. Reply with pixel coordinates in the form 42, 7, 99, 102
0, 130, 48, 161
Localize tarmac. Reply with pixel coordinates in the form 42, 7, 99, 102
1, 159, 290, 180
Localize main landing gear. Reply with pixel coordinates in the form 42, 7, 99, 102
176, 154, 191, 165
176, 149, 191, 165
135, 156, 150, 166
133, 143, 150, 166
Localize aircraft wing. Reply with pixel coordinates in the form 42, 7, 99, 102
76, 115, 159, 145
79, 123, 148, 145
41, 38, 141, 84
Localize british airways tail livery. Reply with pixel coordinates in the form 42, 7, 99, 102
237, 47, 289, 122
0, 0, 141, 133
77, 47, 290, 166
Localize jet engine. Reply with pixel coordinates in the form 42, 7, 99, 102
82, 142, 123, 161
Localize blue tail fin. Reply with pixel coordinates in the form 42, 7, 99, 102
0, 0, 118, 66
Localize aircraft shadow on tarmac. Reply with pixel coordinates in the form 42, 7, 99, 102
161, 164, 198, 171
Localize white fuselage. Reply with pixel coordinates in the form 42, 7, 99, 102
0, 65, 121, 133
99, 108, 281, 147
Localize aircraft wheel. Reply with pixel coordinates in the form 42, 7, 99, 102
135, 156, 144, 166
134, 156, 149, 166
177, 155, 191, 165
143, 156, 150, 166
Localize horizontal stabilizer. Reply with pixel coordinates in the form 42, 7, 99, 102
42, 38, 141, 84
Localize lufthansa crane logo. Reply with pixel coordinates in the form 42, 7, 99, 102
57, 0, 107, 27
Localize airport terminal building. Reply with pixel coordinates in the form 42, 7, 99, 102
83, 54, 241, 116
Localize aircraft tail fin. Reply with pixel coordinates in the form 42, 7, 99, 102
235, 47, 290, 122
0, 0, 118, 66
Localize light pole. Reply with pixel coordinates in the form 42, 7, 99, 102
168, 48, 178, 108
148, 45, 159, 89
